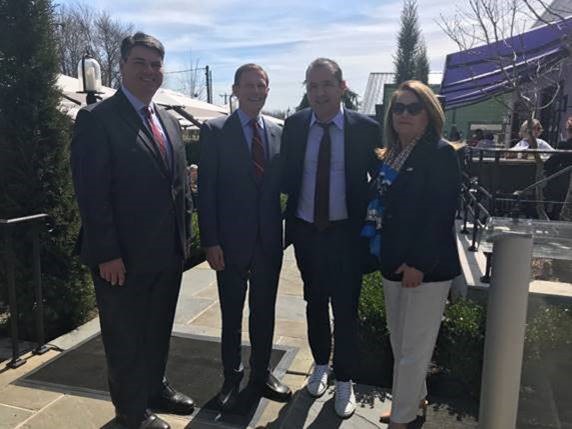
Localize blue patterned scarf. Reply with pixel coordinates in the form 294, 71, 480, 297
361, 141, 418, 257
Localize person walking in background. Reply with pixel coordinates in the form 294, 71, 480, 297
71, 32, 194, 429
362, 80, 461, 428
281, 58, 379, 419
198, 64, 291, 411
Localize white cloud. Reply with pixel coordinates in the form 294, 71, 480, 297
57, 0, 465, 110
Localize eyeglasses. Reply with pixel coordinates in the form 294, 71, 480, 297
392, 102, 424, 116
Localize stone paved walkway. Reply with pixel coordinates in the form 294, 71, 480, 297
0, 247, 391, 428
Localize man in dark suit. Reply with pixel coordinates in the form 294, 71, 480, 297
281, 58, 379, 419
198, 64, 291, 410
71, 32, 194, 429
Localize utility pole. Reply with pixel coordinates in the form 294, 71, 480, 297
219, 92, 231, 105
205, 65, 212, 104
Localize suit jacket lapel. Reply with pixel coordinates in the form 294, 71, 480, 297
156, 105, 180, 179
295, 110, 312, 186
226, 111, 257, 184
343, 109, 357, 188
264, 118, 280, 160
113, 89, 170, 180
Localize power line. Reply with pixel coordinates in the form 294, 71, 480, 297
164, 66, 208, 75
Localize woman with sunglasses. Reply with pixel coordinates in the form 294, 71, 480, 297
362, 80, 461, 428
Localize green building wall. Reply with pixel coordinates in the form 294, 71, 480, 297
381, 83, 510, 141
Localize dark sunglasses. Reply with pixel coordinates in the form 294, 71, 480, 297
392, 102, 424, 116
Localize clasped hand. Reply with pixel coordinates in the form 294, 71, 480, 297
395, 263, 424, 288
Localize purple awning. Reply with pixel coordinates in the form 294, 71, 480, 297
440, 17, 572, 110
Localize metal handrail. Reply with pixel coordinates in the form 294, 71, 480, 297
0, 213, 50, 368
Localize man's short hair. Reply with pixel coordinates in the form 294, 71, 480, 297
121, 32, 165, 61
233, 64, 269, 86
305, 58, 343, 84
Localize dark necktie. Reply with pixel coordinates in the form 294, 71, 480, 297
144, 106, 168, 165
251, 119, 265, 178
314, 122, 332, 231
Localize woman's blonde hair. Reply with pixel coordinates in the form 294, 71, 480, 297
378, 80, 445, 158
519, 118, 542, 138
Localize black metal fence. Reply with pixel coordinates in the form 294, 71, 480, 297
1, 214, 51, 368
458, 147, 572, 256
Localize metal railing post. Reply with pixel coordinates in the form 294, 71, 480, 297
469, 189, 481, 251
31, 223, 48, 355
1, 213, 49, 367
461, 185, 471, 234
3, 225, 25, 368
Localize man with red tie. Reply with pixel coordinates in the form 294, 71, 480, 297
71, 33, 194, 428
198, 64, 291, 410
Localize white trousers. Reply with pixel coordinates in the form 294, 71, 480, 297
383, 277, 451, 423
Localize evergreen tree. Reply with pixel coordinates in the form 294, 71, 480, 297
296, 89, 360, 111
414, 43, 430, 84
394, 0, 429, 84
0, 0, 94, 339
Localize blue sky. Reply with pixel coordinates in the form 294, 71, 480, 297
55, 0, 462, 111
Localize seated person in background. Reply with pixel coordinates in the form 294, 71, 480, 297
544, 116, 572, 218
555, 116, 572, 151
468, 128, 483, 147
507, 119, 554, 159
476, 132, 496, 149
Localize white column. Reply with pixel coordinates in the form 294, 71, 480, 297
479, 233, 533, 429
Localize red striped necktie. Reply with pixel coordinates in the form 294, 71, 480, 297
144, 106, 168, 164
251, 119, 266, 178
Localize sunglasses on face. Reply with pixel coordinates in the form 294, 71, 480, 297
392, 102, 424, 116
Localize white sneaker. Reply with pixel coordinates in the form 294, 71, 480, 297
306, 364, 329, 397
334, 380, 356, 419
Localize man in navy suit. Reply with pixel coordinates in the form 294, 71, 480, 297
198, 64, 291, 410
281, 58, 379, 419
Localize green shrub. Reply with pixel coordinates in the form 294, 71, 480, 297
435, 298, 487, 396
525, 304, 572, 361
184, 212, 205, 270
356, 272, 393, 386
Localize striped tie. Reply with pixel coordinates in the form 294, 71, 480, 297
144, 106, 168, 165
251, 119, 265, 178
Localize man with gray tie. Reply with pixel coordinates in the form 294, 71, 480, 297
281, 58, 379, 419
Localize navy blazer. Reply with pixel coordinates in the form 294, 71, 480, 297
281, 108, 380, 246
197, 111, 283, 269
379, 138, 462, 282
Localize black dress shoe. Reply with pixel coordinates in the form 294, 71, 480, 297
115, 410, 170, 429
148, 381, 194, 415
251, 373, 292, 402
217, 370, 244, 411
